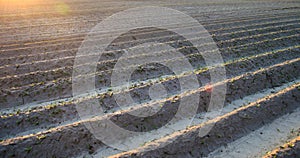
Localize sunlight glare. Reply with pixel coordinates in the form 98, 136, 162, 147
0, 0, 41, 6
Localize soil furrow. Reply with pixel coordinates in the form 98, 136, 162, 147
1, 11, 299, 51
0, 17, 299, 66
0, 10, 298, 39
0, 12, 298, 45
2, 37, 299, 106
264, 136, 300, 158
111, 83, 300, 158
1, 77, 299, 158
0, 26, 298, 79
0, 56, 298, 141
0, 1, 296, 20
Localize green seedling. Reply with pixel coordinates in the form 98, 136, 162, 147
24, 147, 32, 153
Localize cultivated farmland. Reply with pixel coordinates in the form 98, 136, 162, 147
0, 0, 299, 157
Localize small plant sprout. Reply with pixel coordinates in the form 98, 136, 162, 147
24, 147, 32, 153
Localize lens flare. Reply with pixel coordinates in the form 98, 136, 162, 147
55, 2, 70, 15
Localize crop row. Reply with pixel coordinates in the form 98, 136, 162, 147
0, 51, 299, 139
0, 30, 298, 107
1, 15, 299, 64
0, 59, 299, 157
1, 11, 299, 50
1, 25, 298, 79
112, 82, 300, 157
